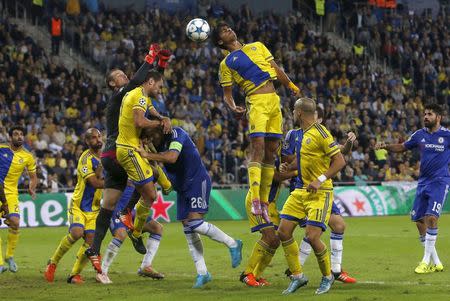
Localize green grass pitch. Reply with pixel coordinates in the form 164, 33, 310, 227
1, 215, 449, 301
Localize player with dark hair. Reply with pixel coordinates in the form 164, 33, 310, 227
213, 22, 300, 287
0, 126, 37, 273
376, 103, 449, 273
84, 44, 172, 280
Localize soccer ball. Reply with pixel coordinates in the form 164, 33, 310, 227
186, 18, 210, 42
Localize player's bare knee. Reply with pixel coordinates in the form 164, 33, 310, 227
250, 138, 264, 162
330, 216, 345, 233
261, 230, 280, 248
70, 227, 84, 240
7, 218, 19, 230
277, 227, 291, 242
425, 215, 438, 228
115, 229, 127, 241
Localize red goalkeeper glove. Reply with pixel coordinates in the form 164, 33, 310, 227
145, 43, 160, 65
157, 49, 172, 69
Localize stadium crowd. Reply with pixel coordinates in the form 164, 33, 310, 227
0, 1, 449, 192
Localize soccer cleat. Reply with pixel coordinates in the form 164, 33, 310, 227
127, 229, 147, 254
432, 263, 444, 272
44, 260, 57, 282
67, 274, 84, 284
240, 272, 261, 287
414, 262, 432, 274
85, 248, 103, 274
96, 273, 113, 284
0, 266, 7, 273
6, 257, 18, 273
138, 266, 165, 279
315, 275, 334, 295
334, 270, 356, 283
118, 208, 134, 230
282, 274, 309, 295
257, 277, 270, 286
229, 239, 243, 268
192, 272, 212, 288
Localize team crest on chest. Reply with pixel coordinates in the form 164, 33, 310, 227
19, 158, 24, 164
305, 138, 312, 144
438, 137, 444, 144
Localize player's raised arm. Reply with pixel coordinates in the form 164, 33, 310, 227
269, 60, 300, 96
137, 147, 179, 164
124, 44, 171, 94
147, 106, 172, 133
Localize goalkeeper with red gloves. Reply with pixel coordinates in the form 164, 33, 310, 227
76, 43, 172, 281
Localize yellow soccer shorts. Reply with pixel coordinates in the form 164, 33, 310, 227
116, 146, 154, 185
0, 194, 20, 219
68, 205, 99, 233
280, 188, 333, 231
245, 92, 282, 139
245, 191, 274, 232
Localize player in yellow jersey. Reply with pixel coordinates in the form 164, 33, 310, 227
44, 128, 104, 284
212, 22, 301, 287
0, 126, 37, 273
278, 98, 346, 295
116, 70, 171, 254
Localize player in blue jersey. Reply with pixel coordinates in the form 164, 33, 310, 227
376, 103, 449, 274
281, 107, 357, 283
98, 181, 164, 284
137, 126, 243, 288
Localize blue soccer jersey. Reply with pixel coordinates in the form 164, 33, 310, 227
404, 127, 450, 220
163, 127, 209, 192
282, 129, 300, 192
403, 127, 450, 185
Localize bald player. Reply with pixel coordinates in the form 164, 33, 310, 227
278, 98, 346, 295
44, 128, 104, 284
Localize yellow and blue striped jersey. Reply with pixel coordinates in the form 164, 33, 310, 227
218, 42, 277, 95
295, 123, 340, 190
71, 149, 102, 212
0, 144, 36, 195
116, 86, 155, 149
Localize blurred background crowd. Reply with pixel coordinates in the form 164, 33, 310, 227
0, 0, 448, 192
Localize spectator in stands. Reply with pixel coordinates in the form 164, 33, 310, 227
49, 9, 63, 56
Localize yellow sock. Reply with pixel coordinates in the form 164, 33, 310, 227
259, 163, 275, 204
50, 233, 77, 264
244, 240, 270, 275
315, 247, 331, 276
70, 243, 89, 276
253, 244, 277, 278
132, 200, 151, 237
248, 162, 262, 200
5, 228, 19, 258
156, 165, 172, 192
0, 237, 3, 265
282, 238, 302, 275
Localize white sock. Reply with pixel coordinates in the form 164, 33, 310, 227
419, 235, 425, 247
102, 238, 122, 275
299, 237, 312, 266
330, 232, 344, 273
422, 228, 438, 264
141, 233, 161, 269
184, 232, 207, 275
187, 219, 237, 248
